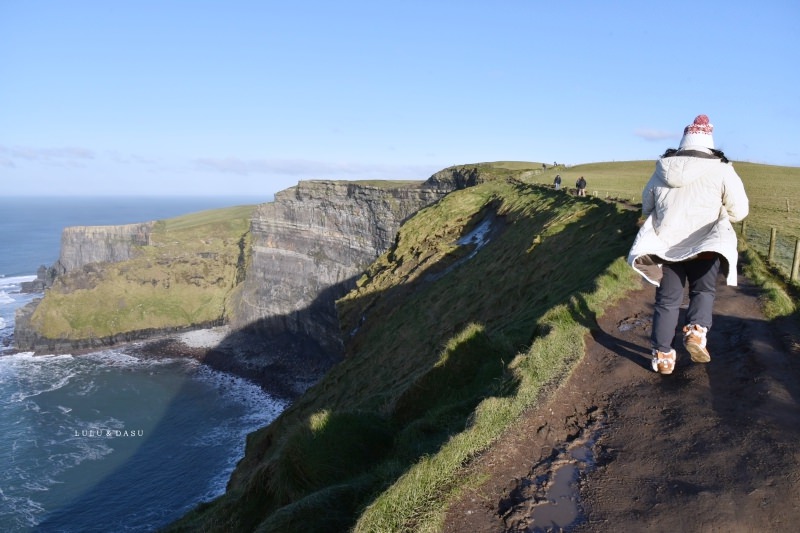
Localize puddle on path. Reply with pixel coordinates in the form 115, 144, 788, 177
527, 420, 602, 531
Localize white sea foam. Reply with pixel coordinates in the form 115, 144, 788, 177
193, 364, 287, 418
0, 274, 36, 291
0, 487, 44, 529
0, 333, 287, 530
85, 348, 197, 371
187, 364, 287, 500
0, 291, 14, 304
8, 371, 76, 403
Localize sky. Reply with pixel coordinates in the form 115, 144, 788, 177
1, 1, 798, 197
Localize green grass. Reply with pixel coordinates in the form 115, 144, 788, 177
354, 261, 638, 532
740, 241, 798, 319
165, 174, 642, 532
30, 204, 255, 340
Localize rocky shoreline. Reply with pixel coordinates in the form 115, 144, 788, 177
7, 323, 341, 404
124, 325, 341, 402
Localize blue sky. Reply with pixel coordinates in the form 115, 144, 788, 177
1, 1, 798, 197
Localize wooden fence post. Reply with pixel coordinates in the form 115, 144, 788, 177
768, 227, 777, 264
792, 238, 800, 282
741, 220, 747, 237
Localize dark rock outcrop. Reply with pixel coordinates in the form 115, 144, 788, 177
20, 265, 59, 293
424, 165, 488, 190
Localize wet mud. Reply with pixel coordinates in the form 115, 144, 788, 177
444, 273, 800, 532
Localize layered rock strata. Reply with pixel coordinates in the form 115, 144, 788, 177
56, 222, 154, 274
228, 180, 449, 354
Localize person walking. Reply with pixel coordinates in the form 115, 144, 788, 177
553, 174, 562, 191
576, 176, 587, 196
627, 114, 749, 375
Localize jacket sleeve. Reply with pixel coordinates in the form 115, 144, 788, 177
721, 165, 749, 222
641, 174, 656, 218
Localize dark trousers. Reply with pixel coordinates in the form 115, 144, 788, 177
651, 255, 720, 352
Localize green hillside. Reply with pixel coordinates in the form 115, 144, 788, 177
29, 205, 255, 340
166, 170, 644, 532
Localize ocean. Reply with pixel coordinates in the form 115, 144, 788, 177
0, 196, 284, 532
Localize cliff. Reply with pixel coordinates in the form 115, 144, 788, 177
13, 175, 460, 354
57, 222, 155, 274
227, 179, 450, 354
20, 223, 154, 293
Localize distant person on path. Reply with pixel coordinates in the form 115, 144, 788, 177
576, 176, 587, 196
627, 114, 749, 375
553, 174, 562, 190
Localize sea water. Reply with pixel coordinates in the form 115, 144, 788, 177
0, 196, 284, 532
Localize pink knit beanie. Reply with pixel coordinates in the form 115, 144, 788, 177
678, 114, 715, 150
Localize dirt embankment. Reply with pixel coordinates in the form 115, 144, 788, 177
444, 273, 800, 532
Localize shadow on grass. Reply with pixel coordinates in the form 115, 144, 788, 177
165, 183, 643, 532
38, 182, 642, 533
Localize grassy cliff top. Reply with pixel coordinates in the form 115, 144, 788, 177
29, 205, 255, 340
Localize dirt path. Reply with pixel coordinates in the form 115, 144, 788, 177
444, 272, 800, 532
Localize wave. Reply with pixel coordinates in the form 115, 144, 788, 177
0, 343, 287, 531
8, 370, 76, 403
0, 485, 45, 530
0, 274, 36, 290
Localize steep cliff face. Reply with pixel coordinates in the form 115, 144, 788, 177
228, 180, 449, 354
13, 172, 477, 355
56, 222, 154, 274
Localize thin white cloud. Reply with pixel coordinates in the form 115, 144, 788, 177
105, 150, 158, 166
634, 129, 677, 142
0, 145, 95, 165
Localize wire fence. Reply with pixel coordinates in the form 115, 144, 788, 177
740, 221, 800, 283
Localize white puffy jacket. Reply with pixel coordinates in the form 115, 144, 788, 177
627, 153, 749, 286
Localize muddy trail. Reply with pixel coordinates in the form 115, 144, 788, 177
444, 272, 800, 532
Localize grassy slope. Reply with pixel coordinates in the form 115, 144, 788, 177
29, 205, 254, 340
165, 172, 643, 532
165, 161, 799, 532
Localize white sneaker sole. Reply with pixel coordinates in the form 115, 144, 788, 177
685, 342, 711, 363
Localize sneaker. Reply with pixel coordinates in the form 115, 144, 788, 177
683, 324, 711, 363
651, 349, 676, 374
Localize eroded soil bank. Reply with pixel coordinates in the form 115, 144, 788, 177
444, 274, 800, 532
